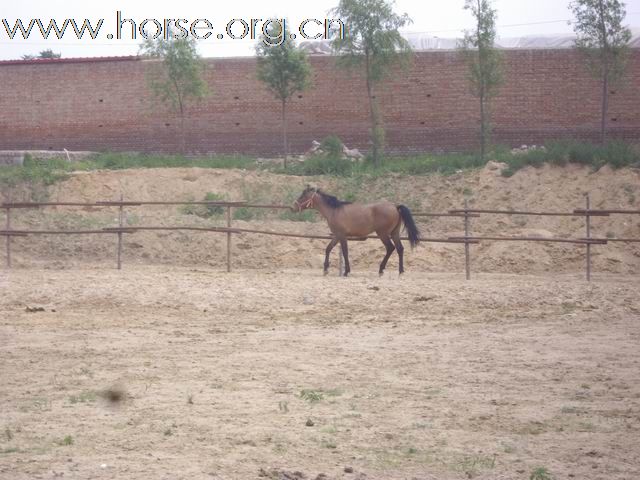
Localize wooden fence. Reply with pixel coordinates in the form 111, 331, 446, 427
1, 194, 639, 281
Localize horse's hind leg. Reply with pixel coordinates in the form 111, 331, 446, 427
339, 238, 351, 277
378, 235, 395, 276
324, 238, 338, 275
391, 230, 405, 274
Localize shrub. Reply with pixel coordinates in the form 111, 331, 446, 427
180, 192, 225, 218
233, 207, 256, 221
501, 140, 639, 176
300, 155, 353, 176
319, 135, 344, 158
203, 192, 225, 216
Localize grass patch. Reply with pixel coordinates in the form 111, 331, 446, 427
500, 140, 639, 177
232, 207, 258, 221
299, 388, 342, 404
79, 152, 255, 171
68, 390, 97, 404
180, 192, 227, 218
284, 152, 486, 177
453, 453, 497, 477
55, 435, 74, 446
0, 153, 254, 194
0, 447, 20, 455
299, 389, 324, 404
2, 141, 637, 199
321, 439, 337, 449
530, 467, 554, 480
294, 155, 355, 176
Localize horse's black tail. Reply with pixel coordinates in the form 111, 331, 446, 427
397, 205, 420, 249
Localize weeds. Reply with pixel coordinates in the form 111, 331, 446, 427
321, 439, 337, 449
299, 388, 342, 404
500, 140, 639, 177
81, 152, 255, 171
55, 435, 74, 446
2, 141, 637, 197
299, 389, 324, 403
454, 453, 497, 477
530, 467, 553, 480
233, 207, 258, 221
0, 447, 20, 454
180, 192, 226, 218
69, 390, 97, 404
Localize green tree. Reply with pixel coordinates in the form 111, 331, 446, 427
140, 37, 209, 153
459, 0, 503, 161
330, 0, 412, 166
569, 0, 632, 144
21, 49, 61, 60
256, 21, 312, 169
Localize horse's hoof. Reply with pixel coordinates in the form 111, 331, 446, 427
379, 271, 384, 277
323, 270, 328, 276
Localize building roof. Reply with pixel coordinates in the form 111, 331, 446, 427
300, 30, 640, 54
0, 55, 140, 66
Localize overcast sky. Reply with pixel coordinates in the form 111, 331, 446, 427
1, 0, 639, 60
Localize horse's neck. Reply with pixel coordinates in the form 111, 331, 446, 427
314, 198, 338, 222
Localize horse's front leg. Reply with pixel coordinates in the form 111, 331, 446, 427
339, 238, 351, 277
324, 238, 338, 275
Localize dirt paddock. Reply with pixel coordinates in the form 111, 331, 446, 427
1, 267, 639, 480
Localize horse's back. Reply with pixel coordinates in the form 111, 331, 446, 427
324, 199, 400, 237
370, 201, 401, 232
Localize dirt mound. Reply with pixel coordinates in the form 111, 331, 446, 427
2, 164, 639, 274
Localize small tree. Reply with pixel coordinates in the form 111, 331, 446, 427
569, 0, 632, 144
256, 21, 312, 169
140, 37, 208, 153
331, 0, 412, 166
21, 49, 62, 60
459, 0, 503, 161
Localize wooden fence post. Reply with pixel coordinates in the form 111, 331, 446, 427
464, 199, 471, 280
585, 193, 591, 282
227, 206, 232, 273
117, 195, 124, 270
4, 207, 11, 268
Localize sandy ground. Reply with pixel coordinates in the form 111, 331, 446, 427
1, 267, 639, 480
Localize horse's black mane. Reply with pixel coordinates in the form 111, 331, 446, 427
317, 189, 352, 209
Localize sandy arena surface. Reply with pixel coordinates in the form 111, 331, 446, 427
1, 267, 639, 480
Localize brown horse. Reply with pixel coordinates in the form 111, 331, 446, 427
294, 186, 420, 276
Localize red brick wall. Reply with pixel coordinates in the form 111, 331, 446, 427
0, 50, 638, 155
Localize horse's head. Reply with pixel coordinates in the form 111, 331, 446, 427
293, 185, 318, 212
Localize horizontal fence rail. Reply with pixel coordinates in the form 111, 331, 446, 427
449, 208, 588, 217
1, 196, 639, 280
447, 236, 608, 245
574, 209, 640, 215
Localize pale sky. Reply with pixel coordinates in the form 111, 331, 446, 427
1, 0, 639, 60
